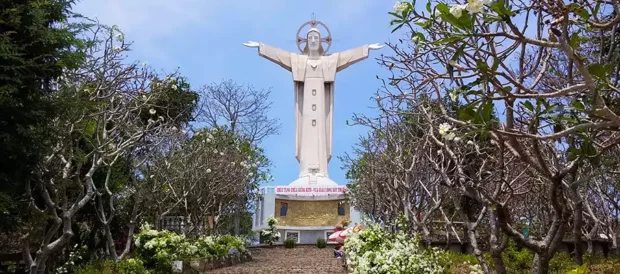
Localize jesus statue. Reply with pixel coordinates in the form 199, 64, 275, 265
243, 20, 383, 180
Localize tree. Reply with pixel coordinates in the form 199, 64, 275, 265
197, 79, 280, 235
143, 127, 270, 236
20, 23, 197, 272
346, 1, 620, 273
0, 0, 84, 232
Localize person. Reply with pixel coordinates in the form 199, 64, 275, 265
334, 243, 344, 258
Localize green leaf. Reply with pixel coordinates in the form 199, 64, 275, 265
587, 63, 610, 80
391, 23, 405, 33
476, 60, 489, 74
426, 1, 432, 13
594, 2, 601, 15
436, 3, 450, 13
388, 12, 403, 19
522, 101, 534, 112
490, 57, 500, 73
571, 100, 585, 112
489, 0, 515, 18
582, 140, 597, 157
567, 147, 580, 161
433, 35, 464, 45
569, 32, 581, 49
412, 32, 426, 42
575, 8, 590, 21
479, 101, 494, 123
389, 19, 403, 26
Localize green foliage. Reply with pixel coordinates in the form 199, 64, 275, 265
284, 238, 297, 248
75, 258, 149, 274
117, 258, 150, 274
316, 238, 327, 248
134, 224, 248, 272
502, 240, 534, 273
0, 0, 86, 232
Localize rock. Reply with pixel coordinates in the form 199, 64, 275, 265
228, 247, 240, 255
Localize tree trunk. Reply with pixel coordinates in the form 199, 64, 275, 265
531, 253, 551, 274
489, 208, 507, 274
234, 212, 240, 236
569, 185, 584, 265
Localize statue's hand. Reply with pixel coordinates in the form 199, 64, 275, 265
243, 41, 260, 48
368, 43, 385, 50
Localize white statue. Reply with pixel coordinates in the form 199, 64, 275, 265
244, 20, 383, 180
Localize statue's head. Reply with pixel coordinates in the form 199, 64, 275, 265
303, 28, 325, 56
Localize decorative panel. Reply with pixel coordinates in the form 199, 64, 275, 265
274, 199, 349, 226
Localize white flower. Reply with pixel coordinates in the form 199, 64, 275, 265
219, 152, 224, 156
113, 46, 122, 53
249, 172, 254, 177
482, 0, 494, 4
141, 95, 147, 100
466, 0, 484, 13
467, 140, 474, 145
206, 138, 212, 143
149, 108, 156, 115
448, 60, 458, 66
206, 168, 212, 173
148, 119, 155, 124
444, 132, 456, 141
393, 1, 408, 13
158, 116, 164, 121
116, 33, 124, 41
454, 137, 462, 142
438, 123, 451, 135
142, 62, 148, 67
449, 4, 465, 18
230, 162, 236, 166
172, 85, 178, 90
449, 92, 458, 102
213, 149, 218, 154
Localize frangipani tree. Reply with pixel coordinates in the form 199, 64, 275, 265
348, 0, 620, 273
22, 23, 198, 272
145, 126, 271, 235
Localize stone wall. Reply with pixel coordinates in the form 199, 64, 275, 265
181, 253, 252, 273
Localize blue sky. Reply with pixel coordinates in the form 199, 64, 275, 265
74, 0, 400, 186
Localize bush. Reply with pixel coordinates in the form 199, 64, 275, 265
316, 238, 327, 248
134, 223, 248, 272
344, 224, 449, 274
75, 259, 149, 274
260, 216, 280, 245
117, 258, 149, 274
284, 238, 297, 248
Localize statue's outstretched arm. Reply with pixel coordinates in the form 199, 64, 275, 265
244, 41, 292, 71
336, 43, 384, 72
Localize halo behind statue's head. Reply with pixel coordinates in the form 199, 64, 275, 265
296, 20, 332, 55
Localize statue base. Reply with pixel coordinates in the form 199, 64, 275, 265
251, 175, 361, 245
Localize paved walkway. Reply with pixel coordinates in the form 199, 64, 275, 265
206, 246, 346, 274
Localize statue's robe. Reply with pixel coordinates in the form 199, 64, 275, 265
258, 43, 370, 177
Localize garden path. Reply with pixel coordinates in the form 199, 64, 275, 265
205, 246, 345, 274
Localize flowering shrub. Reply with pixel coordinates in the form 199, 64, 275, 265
53, 245, 88, 274
134, 223, 248, 272
261, 216, 280, 245
344, 224, 446, 274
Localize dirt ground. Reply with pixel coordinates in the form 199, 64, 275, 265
205, 246, 346, 274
